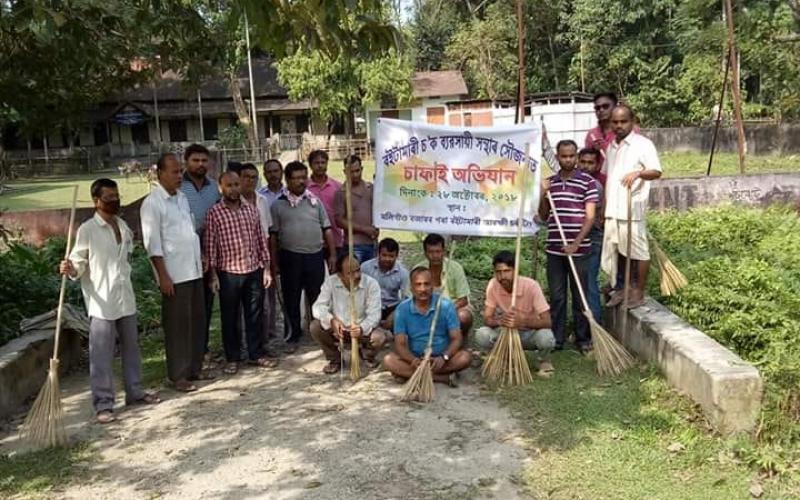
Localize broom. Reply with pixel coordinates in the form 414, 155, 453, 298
401, 293, 445, 402
344, 156, 362, 381
650, 238, 688, 296
482, 144, 534, 385
545, 190, 635, 376
22, 185, 79, 448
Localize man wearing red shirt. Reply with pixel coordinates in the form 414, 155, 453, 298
205, 171, 274, 375
307, 150, 343, 265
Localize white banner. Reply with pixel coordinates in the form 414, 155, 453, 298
373, 118, 542, 237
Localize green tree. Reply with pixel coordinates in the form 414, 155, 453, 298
445, 1, 517, 100
276, 48, 413, 132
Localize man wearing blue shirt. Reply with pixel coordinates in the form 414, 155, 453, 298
383, 267, 471, 385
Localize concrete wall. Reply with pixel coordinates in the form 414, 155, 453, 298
606, 298, 762, 434
642, 124, 800, 155
649, 172, 800, 212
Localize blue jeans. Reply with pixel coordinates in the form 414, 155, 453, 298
587, 228, 603, 323
546, 253, 591, 348
338, 243, 376, 264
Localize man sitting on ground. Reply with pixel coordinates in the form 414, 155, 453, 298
360, 237, 410, 331
311, 254, 386, 373
474, 251, 556, 377
383, 267, 471, 386
414, 233, 473, 341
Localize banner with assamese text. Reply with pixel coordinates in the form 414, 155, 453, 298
373, 118, 542, 237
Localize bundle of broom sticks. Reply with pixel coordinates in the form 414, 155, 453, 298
482, 143, 534, 385
546, 190, 635, 376
344, 156, 361, 381
22, 185, 78, 448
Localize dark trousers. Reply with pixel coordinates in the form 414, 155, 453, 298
546, 253, 591, 348
203, 271, 215, 353
587, 228, 603, 323
162, 278, 206, 382
219, 269, 265, 362
279, 249, 325, 343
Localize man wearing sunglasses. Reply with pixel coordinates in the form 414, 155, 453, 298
584, 92, 618, 174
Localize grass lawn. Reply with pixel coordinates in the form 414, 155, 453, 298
0, 173, 152, 212
0, 442, 92, 496
498, 352, 799, 499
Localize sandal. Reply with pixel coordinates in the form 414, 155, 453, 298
249, 357, 279, 368
96, 410, 116, 424
537, 361, 555, 378
323, 361, 341, 374
606, 290, 626, 307
223, 362, 239, 375
127, 392, 161, 406
192, 370, 216, 381
174, 379, 198, 392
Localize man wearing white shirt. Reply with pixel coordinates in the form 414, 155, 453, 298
141, 153, 207, 392
311, 254, 386, 374
60, 178, 160, 423
602, 105, 663, 309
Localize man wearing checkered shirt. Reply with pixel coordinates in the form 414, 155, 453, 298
204, 171, 274, 375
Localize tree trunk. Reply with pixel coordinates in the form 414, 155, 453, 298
228, 70, 256, 153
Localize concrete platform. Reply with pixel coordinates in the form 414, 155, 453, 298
606, 298, 762, 435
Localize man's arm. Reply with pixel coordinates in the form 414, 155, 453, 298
518, 309, 552, 330
538, 178, 551, 221
141, 198, 174, 296
64, 225, 89, 279
360, 279, 382, 333
444, 328, 463, 359
393, 334, 418, 364
483, 303, 501, 328
311, 277, 334, 328
564, 201, 596, 255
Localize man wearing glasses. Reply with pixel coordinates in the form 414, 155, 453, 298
584, 92, 618, 174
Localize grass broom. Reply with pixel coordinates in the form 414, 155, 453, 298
545, 190, 635, 376
650, 238, 688, 296
22, 185, 79, 448
344, 156, 362, 381
401, 293, 444, 402
482, 144, 534, 385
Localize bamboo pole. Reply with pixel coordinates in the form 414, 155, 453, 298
707, 48, 731, 176
345, 153, 361, 381
723, 0, 747, 173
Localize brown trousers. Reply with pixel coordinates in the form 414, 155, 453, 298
309, 319, 390, 363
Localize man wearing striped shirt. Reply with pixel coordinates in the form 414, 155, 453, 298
538, 140, 599, 352
204, 171, 274, 375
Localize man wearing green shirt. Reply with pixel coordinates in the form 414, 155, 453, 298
414, 234, 473, 341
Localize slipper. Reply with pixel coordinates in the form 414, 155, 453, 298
190, 370, 216, 381
127, 392, 161, 406
323, 361, 341, 374
174, 380, 198, 392
537, 361, 555, 378
96, 410, 116, 424
223, 362, 239, 375
625, 295, 646, 309
249, 357, 279, 369
606, 290, 626, 307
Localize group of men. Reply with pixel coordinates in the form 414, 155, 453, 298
60, 94, 662, 423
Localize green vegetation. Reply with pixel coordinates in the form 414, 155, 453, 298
660, 152, 800, 178
450, 204, 800, 496
0, 442, 92, 496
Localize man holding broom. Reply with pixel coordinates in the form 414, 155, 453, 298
60, 178, 160, 424
383, 267, 471, 385
334, 154, 378, 264
538, 140, 598, 353
602, 105, 663, 309
310, 254, 386, 373
475, 251, 556, 377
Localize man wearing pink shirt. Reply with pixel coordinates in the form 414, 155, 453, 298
306, 150, 343, 265
584, 92, 618, 174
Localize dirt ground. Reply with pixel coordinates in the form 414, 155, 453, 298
1, 343, 533, 499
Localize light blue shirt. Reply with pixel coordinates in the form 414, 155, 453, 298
360, 258, 410, 309
393, 294, 459, 357
180, 173, 220, 233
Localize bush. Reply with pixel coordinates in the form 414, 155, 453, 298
0, 239, 160, 347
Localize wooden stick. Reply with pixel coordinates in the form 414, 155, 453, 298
53, 185, 79, 358
622, 187, 633, 335
344, 153, 361, 381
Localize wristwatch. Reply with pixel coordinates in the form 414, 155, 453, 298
442, 353, 451, 362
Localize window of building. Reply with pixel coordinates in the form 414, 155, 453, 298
93, 123, 109, 146
464, 112, 473, 127
131, 122, 150, 144
203, 118, 218, 141
168, 120, 187, 142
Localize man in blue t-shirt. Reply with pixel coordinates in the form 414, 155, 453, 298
383, 267, 471, 385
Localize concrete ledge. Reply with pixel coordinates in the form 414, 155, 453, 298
0, 307, 87, 419
606, 298, 762, 435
